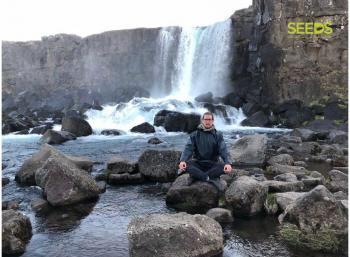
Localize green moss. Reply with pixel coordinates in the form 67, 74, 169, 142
218, 196, 226, 208
334, 119, 345, 125
266, 193, 277, 206
279, 223, 345, 253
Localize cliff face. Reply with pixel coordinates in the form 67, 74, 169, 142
2, 28, 181, 103
231, 0, 348, 106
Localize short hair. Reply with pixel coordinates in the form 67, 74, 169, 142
202, 111, 214, 120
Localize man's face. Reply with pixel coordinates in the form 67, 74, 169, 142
202, 114, 214, 129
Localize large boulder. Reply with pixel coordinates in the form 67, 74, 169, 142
40, 129, 77, 144
291, 128, 317, 142
225, 176, 268, 217
35, 157, 100, 206
279, 185, 348, 254
328, 130, 348, 145
130, 122, 155, 133
166, 174, 219, 213
241, 111, 270, 127
264, 192, 306, 215
266, 163, 308, 177
61, 115, 93, 136
2, 210, 32, 255
127, 212, 223, 257
154, 110, 200, 133
15, 144, 94, 185
206, 208, 234, 224
138, 149, 181, 182
327, 169, 348, 193
229, 134, 268, 167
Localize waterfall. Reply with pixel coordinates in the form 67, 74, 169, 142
84, 19, 243, 134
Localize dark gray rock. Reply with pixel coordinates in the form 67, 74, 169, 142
2, 210, 32, 255
225, 176, 268, 217
30, 124, 53, 135
2, 200, 20, 210
154, 110, 200, 133
241, 110, 270, 127
108, 173, 144, 185
206, 208, 234, 224
229, 134, 267, 167
279, 186, 347, 253
138, 149, 181, 182
61, 116, 92, 136
35, 157, 100, 206
262, 180, 304, 193
291, 128, 317, 142
31, 198, 50, 213
147, 137, 163, 144
327, 169, 348, 193
267, 154, 294, 166
2, 177, 10, 186
194, 92, 213, 103
127, 212, 223, 257
273, 173, 298, 182
329, 130, 348, 145
40, 129, 77, 144
16, 144, 94, 185
130, 122, 155, 133
166, 174, 219, 213
106, 156, 138, 174
101, 129, 124, 136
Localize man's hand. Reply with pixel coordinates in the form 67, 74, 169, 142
224, 164, 232, 174
179, 161, 187, 171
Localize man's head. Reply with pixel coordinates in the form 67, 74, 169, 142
201, 112, 214, 129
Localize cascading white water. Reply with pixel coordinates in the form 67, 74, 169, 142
85, 19, 245, 134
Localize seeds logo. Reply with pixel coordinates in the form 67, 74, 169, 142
288, 21, 333, 35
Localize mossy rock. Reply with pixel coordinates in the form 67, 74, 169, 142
279, 223, 346, 254
264, 193, 278, 215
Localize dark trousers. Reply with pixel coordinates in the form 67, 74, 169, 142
186, 160, 225, 181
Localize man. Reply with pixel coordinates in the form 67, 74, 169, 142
178, 111, 233, 191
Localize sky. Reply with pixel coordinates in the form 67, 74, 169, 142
1, 0, 251, 41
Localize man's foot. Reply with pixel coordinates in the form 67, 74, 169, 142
208, 179, 226, 193
187, 175, 194, 186
177, 169, 185, 176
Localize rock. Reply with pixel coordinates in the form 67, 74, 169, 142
291, 128, 317, 142
329, 130, 348, 145
301, 176, 324, 191
194, 92, 213, 103
276, 146, 293, 154
262, 180, 304, 193
96, 181, 107, 193
266, 163, 308, 178
138, 149, 181, 182
2, 177, 10, 186
101, 129, 124, 136
40, 129, 77, 144
166, 174, 219, 213
333, 191, 348, 200
108, 173, 144, 185
130, 122, 155, 133
160, 182, 172, 193
2, 200, 20, 210
279, 186, 347, 253
61, 115, 92, 136
303, 120, 340, 133
324, 102, 348, 121
229, 134, 267, 167
154, 110, 200, 133
15, 144, 94, 185
2, 210, 32, 255
127, 212, 223, 257
14, 129, 29, 135
30, 124, 53, 135
267, 154, 294, 166
35, 157, 100, 206
106, 156, 138, 174
206, 208, 234, 224
273, 173, 298, 182
265, 192, 306, 215
31, 198, 50, 213
225, 176, 268, 217
293, 161, 307, 168
242, 102, 261, 116
223, 92, 244, 108
280, 135, 302, 144
327, 170, 348, 193
147, 137, 163, 144
241, 111, 270, 127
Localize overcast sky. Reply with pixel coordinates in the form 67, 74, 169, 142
1, 0, 251, 41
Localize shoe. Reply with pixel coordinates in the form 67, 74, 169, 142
186, 175, 194, 186
177, 169, 185, 176
208, 179, 226, 193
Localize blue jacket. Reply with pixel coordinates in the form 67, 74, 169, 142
180, 127, 231, 164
